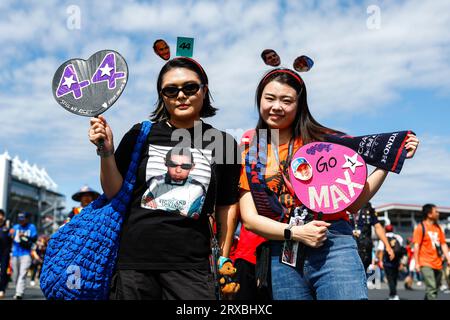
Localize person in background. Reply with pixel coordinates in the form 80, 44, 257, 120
366, 245, 381, 290
30, 235, 48, 287
349, 202, 395, 275
413, 204, 450, 300
443, 252, 450, 294
67, 185, 100, 222
232, 213, 269, 300
10, 212, 37, 299
377, 224, 405, 300
403, 237, 415, 290
0, 209, 12, 299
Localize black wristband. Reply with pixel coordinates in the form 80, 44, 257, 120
284, 224, 293, 240
96, 148, 114, 158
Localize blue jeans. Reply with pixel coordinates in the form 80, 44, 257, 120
270, 220, 368, 300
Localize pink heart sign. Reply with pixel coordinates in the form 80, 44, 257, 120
288, 142, 367, 214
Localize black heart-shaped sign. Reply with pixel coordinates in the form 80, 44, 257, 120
52, 50, 128, 117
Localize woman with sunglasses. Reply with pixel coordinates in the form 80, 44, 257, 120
238, 68, 419, 300
88, 57, 240, 300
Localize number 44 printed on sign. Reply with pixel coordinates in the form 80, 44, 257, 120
91, 53, 126, 90
55, 52, 126, 100
176, 37, 194, 58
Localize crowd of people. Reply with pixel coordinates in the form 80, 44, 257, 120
0, 209, 48, 299
0, 186, 100, 299
364, 203, 449, 300
2, 201, 448, 301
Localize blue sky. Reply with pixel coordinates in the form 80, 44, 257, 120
0, 0, 449, 211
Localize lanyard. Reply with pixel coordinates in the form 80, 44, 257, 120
271, 138, 296, 196
272, 138, 295, 171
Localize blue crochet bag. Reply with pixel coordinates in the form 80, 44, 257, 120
40, 121, 152, 300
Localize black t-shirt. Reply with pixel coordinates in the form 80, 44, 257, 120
114, 120, 240, 270
0, 223, 12, 255
352, 209, 379, 250
357, 210, 379, 237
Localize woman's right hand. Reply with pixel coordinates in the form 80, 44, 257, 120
293, 220, 330, 248
89, 115, 114, 152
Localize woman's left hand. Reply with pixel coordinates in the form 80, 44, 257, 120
405, 133, 419, 159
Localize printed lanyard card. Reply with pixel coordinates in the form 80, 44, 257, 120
280, 215, 304, 267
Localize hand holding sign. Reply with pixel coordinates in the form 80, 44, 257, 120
404, 134, 420, 158
289, 142, 367, 214
88, 115, 114, 155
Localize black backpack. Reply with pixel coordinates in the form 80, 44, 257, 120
385, 235, 405, 264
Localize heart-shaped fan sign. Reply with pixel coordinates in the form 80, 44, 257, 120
288, 142, 367, 214
52, 50, 128, 117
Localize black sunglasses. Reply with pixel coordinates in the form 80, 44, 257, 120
161, 83, 204, 98
165, 160, 194, 170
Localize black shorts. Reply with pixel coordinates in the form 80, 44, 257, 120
109, 269, 216, 300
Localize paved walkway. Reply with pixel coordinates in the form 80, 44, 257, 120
1, 278, 449, 300
368, 280, 450, 300
1, 278, 44, 300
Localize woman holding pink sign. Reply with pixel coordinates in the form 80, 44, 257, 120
239, 67, 419, 300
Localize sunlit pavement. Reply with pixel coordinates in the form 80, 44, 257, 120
1, 278, 449, 301
368, 279, 450, 300
2, 279, 45, 300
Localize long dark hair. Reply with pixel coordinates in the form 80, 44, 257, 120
151, 58, 218, 122
255, 68, 340, 144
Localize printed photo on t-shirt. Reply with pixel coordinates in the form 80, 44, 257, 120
141, 145, 212, 219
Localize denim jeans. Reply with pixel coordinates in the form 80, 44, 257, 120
12, 255, 32, 296
270, 220, 368, 300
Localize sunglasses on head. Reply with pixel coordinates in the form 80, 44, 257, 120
161, 83, 204, 98
165, 159, 194, 170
